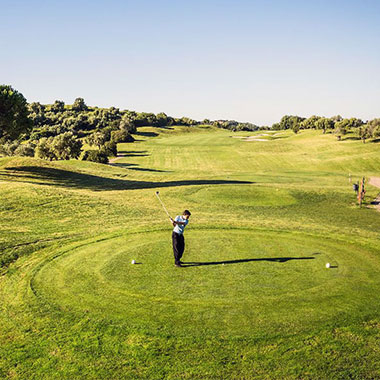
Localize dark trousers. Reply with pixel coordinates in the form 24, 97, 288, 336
172, 231, 185, 263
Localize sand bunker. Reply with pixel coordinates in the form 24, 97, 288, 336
230, 135, 270, 142
245, 137, 269, 142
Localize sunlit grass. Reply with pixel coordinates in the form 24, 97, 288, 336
1, 128, 380, 379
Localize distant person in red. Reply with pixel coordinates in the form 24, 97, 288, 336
170, 210, 191, 267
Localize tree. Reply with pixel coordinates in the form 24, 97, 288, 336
315, 117, 334, 134
133, 112, 156, 128
373, 125, 380, 140
279, 115, 305, 130
103, 141, 117, 156
28, 102, 45, 115
239, 122, 259, 131
347, 118, 364, 129
119, 113, 137, 133
279, 115, 292, 130
72, 97, 87, 111
333, 118, 364, 139
0, 85, 32, 140
358, 126, 371, 143
179, 117, 198, 126
0, 140, 20, 156
330, 115, 343, 123
367, 118, 380, 140
51, 132, 82, 159
51, 100, 65, 113
15, 142, 35, 157
35, 133, 82, 160
86, 131, 107, 149
334, 120, 347, 141
101, 126, 117, 142
292, 124, 300, 134
35, 137, 57, 160
28, 102, 46, 127
156, 112, 168, 127
111, 129, 135, 143
300, 115, 321, 130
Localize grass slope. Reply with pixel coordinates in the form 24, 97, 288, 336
1, 128, 380, 379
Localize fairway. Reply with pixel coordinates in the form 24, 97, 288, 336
1, 128, 380, 379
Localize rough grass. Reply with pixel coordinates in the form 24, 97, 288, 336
0, 128, 380, 379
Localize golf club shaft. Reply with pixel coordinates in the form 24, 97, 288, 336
155, 193, 171, 219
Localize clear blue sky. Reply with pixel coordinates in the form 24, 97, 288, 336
1, 0, 379, 125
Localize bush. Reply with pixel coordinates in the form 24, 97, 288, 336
111, 129, 135, 143
51, 132, 82, 160
35, 133, 82, 160
15, 142, 35, 157
82, 150, 109, 164
119, 114, 137, 133
103, 141, 117, 156
0, 140, 20, 156
86, 131, 107, 148
35, 137, 56, 160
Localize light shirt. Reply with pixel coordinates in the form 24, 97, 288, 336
173, 215, 189, 235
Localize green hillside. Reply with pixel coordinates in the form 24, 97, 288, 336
1, 128, 380, 379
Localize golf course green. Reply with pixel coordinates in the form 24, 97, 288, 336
1, 127, 380, 379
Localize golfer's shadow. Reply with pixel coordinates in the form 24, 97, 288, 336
181, 257, 315, 267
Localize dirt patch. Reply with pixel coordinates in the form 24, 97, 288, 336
369, 177, 380, 188
109, 156, 121, 164
109, 153, 128, 164
369, 177, 380, 211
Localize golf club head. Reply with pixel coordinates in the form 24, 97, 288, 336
155, 191, 159, 195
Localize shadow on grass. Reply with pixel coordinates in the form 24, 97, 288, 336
342, 136, 360, 141
181, 256, 315, 267
342, 136, 380, 143
0, 166, 253, 191
271, 135, 289, 140
110, 162, 170, 172
134, 131, 159, 137
116, 150, 149, 157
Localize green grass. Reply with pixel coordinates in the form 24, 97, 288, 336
1, 128, 380, 379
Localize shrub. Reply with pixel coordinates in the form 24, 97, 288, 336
15, 142, 35, 157
86, 131, 107, 148
119, 114, 137, 133
82, 149, 109, 164
35, 137, 56, 160
111, 129, 135, 143
0, 140, 20, 156
103, 141, 117, 156
51, 132, 82, 160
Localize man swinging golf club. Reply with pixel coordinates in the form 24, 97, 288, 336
170, 210, 191, 267
155, 191, 191, 267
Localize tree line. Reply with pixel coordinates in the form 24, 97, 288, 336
1, 85, 379, 164
212, 120, 263, 132
0, 85, 200, 163
271, 115, 380, 142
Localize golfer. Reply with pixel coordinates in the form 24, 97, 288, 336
170, 210, 191, 267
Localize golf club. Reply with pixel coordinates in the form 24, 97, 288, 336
155, 191, 172, 219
